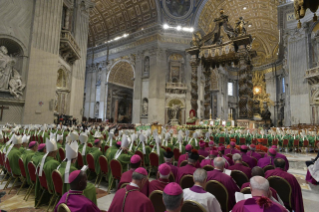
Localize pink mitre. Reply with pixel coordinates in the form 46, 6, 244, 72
135, 167, 148, 176
185, 144, 192, 151
69, 170, 81, 183
130, 154, 141, 164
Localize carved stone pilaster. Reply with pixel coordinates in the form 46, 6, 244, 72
203, 69, 211, 119
190, 56, 200, 113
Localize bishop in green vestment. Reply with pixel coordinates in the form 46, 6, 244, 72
6, 135, 23, 176
31, 144, 46, 166
22, 141, 38, 185
88, 139, 103, 175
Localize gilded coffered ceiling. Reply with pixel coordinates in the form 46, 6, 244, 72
198, 0, 279, 67
108, 61, 134, 88
88, 0, 158, 47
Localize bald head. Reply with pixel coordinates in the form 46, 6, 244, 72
251, 166, 265, 177
70, 171, 87, 191
250, 176, 270, 197
274, 158, 285, 170
213, 157, 225, 170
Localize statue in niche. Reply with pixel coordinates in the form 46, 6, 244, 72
142, 98, 148, 116
169, 104, 181, 125
97, 68, 102, 85
144, 56, 150, 75
0, 46, 25, 98
95, 101, 99, 118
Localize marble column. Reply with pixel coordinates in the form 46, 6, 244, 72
190, 56, 200, 115
203, 69, 211, 119
114, 98, 119, 123
237, 45, 253, 119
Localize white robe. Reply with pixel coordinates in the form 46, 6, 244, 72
183, 186, 222, 212
309, 159, 319, 182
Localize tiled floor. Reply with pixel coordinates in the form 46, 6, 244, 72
0, 152, 319, 212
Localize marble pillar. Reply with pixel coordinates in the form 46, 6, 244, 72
114, 98, 119, 123
203, 69, 211, 119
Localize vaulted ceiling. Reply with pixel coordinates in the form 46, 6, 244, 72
88, 0, 158, 47
198, 0, 279, 66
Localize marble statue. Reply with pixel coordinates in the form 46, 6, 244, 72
94, 101, 99, 117
169, 103, 180, 125
0, 46, 25, 98
144, 56, 150, 74
142, 98, 148, 116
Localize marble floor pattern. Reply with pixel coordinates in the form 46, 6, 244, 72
0, 152, 318, 212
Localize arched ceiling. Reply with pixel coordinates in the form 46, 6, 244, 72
198, 0, 279, 67
88, 0, 158, 47
108, 61, 134, 88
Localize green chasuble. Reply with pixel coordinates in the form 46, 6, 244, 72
56, 143, 63, 162
58, 162, 97, 205
19, 147, 26, 155
173, 143, 186, 154
22, 150, 36, 184
7, 146, 22, 175
135, 144, 152, 166
105, 146, 118, 182
31, 151, 45, 167
88, 147, 103, 174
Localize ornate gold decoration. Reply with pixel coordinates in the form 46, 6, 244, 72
108, 61, 134, 88
252, 72, 274, 112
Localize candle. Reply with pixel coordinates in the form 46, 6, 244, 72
210, 108, 211, 115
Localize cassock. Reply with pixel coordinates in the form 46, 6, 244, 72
232, 196, 287, 212
256, 144, 268, 152
118, 169, 149, 196
198, 149, 209, 157
149, 178, 170, 194
164, 161, 178, 178
225, 148, 240, 155
183, 185, 222, 212
257, 156, 276, 168
54, 190, 101, 212
200, 158, 214, 168
228, 163, 252, 179
177, 153, 200, 168
7, 146, 22, 175
239, 152, 256, 168
274, 152, 289, 171
108, 184, 155, 212
265, 168, 304, 212
223, 155, 233, 166
58, 162, 97, 205
246, 150, 262, 161
175, 164, 197, 184
88, 147, 102, 174
306, 158, 319, 184
22, 150, 36, 185
206, 169, 240, 210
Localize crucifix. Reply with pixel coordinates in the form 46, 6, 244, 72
0, 105, 9, 121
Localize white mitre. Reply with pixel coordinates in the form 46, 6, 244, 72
64, 141, 79, 183
22, 134, 30, 144
70, 131, 79, 141
50, 132, 57, 140
121, 134, 129, 148
39, 138, 57, 176
79, 133, 88, 156
57, 134, 64, 141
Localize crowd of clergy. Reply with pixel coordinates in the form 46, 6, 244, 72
0, 123, 315, 212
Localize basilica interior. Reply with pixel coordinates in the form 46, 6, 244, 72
1, 0, 319, 212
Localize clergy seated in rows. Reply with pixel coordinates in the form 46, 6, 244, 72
163, 148, 178, 178
206, 157, 240, 210
265, 158, 304, 212
177, 145, 200, 168
256, 139, 268, 153
135, 133, 151, 166
225, 141, 240, 155
0, 132, 4, 151
108, 167, 155, 212
88, 139, 103, 176
183, 168, 222, 212
55, 170, 101, 212
232, 176, 287, 212
198, 140, 209, 157
152, 136, 166, 164
149, 163, 171, 194
31, 143, 46, 166
58, 141, 97, 205
200, 150, 219, 168
176, 149, 199, 183
6, 135, 23, 176
306, 142, 319, 185
118, 154, 149, 196
22, 141, 38, 185
163, 183, 184, 212
205, 140, 217, 152
79, 133, 91, 165
241, 167, 284, 206
36, 139, 60, 206
229, 153, 252, 179
270, 145, 289, 171
246, 144, 262, 160
239, 145, 255, 168
257, 148, 277, 169
217, 146, 233, 166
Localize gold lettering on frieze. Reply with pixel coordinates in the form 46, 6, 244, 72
286, 13, 295, 22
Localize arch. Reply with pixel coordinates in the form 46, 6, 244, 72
107, 60, 135, 88
0, 34, 27, 57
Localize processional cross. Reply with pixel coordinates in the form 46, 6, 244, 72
0, 105, 9, 121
